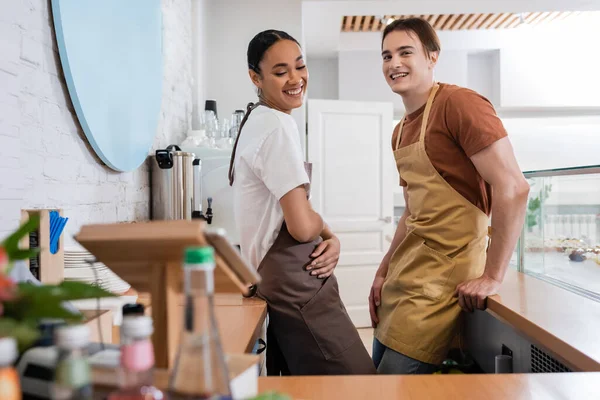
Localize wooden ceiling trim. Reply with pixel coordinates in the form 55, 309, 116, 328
498, 14, 519, 28
450, 14, 469, 30
470, 13, 490, 29
371, 17, 380, 31
525, 11, 544, 24
554, 11, 572, 22
343, 16, 352, 31
353, 16, 362, 32
538, 11, 561, 25
483, 13, 505, 29
489, 13, 512, 29
507, 15, 524, 28
458, 14, 479, 30
340, 11, 585, 32
480, 13, 497, 29
365, 15, 374, 31
441, 14, 459, 30
434, 14, 451, 29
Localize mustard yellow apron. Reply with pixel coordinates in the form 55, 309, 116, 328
374, 84, 489, 365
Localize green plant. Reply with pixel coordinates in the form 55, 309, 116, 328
1, 215, 41, 273
526, 182, 552, 230
1, 217, 115, 351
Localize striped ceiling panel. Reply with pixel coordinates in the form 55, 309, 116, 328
341, 11, 583, 32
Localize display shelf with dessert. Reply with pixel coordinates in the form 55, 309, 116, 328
518, 165, 600, 299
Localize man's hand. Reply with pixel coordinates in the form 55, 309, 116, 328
453, 274, 502, 312
308, 236, 340, 279
369, 274, 385, 328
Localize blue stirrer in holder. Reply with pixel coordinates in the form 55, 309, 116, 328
49, 211, 68, 254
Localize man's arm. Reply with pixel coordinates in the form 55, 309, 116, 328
454, 137, 529, 312
369, 188, 410, 327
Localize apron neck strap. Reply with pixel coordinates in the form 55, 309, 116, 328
419, 83, 440, 144
394, 83, 440, 151
394, 117, 405, 151
228, 101, 264, 186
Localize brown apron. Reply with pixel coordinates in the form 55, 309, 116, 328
374, 83, 490, 365
255, 163, 375, 376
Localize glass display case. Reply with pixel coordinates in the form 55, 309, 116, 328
517, 165, 600, 301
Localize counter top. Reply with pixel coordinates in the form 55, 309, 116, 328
486, 269, 600, 371
216, 297, 267, 354
258, 373, 600, 399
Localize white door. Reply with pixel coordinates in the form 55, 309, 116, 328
308, 99, 395, 327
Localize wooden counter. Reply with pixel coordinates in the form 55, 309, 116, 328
93, 282, 600, 400
258, 373, 600, 399
94, 372, 600, 400
216, 297, 267, 354
486, 269, 600, 371
136, 293, 267, 355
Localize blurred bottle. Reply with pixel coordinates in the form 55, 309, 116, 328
0, 337, 21, 400
108, 315, 163, 400
52, 324, 93, 400
169, 247, 231, 400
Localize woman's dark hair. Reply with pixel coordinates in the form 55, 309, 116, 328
382, 17, 441, 58
247, 29, 300, 74
228, 30, 301, 186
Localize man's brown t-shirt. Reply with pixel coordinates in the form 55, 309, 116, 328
392, 83, 507, 216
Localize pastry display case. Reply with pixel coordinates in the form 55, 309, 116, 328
517, 165, 600, 301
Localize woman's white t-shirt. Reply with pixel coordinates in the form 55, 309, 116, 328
232, 105, 310, 269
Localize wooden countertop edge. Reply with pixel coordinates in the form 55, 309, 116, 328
487, 291, 600, 372
243, 302, 267, 353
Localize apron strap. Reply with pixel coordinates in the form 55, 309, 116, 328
229, 101, 264, 185
393, 83, 440, 150
394, 117, 406, 151
418, 83, 440, 144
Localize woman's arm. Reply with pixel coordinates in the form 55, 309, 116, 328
279, 186, 324, 243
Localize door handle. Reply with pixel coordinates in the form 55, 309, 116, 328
379, 216, 393, 223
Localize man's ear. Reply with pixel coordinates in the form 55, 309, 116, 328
429, 51, 439, 68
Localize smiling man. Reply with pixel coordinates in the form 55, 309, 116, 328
368, 17, 530, 374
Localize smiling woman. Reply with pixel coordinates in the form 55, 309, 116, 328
228, 30, 375, 376
248, 35, 308, 114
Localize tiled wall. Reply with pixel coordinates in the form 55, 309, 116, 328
0, 0, 193, 245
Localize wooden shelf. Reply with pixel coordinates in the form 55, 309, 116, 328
20, 209, 65, 284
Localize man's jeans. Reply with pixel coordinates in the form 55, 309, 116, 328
372, 338, 438, 374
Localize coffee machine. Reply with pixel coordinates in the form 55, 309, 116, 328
150, 145, 212, 223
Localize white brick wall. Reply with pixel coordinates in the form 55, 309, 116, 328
0, 0, 193, 246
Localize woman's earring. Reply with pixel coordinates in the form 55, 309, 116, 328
257, 87, 262, 97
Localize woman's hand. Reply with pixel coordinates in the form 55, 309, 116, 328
307, 236, 341, 279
